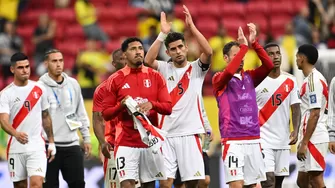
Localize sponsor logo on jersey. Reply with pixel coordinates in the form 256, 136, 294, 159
168, 76, 174, 81
261, 88, 269, 93
122, 83, 130, 89
193, 171, 202, 177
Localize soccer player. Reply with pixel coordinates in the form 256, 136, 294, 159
39, 49, 91, 188
93, 49, 126, 188
144, 5, 213, 188
173, 100, 213, 188
295, 44, 329, 188
0, 52, 56, 188
256, 43, 301, 188
102, 37, 172, 188
212, 24, 274, 188
329, 77, 335, 154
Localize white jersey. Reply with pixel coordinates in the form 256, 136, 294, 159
0, 80, 49, 154
157, 59, 208, 137
256, 72, 301, 149
299, 68, 329, 144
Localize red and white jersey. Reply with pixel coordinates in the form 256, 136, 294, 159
256, 72, 301, 149
0, 80, 49, 154
299, 68, 329, 144
157, 59, 207, 137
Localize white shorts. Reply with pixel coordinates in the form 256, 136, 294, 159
222, 142, 266, 185
104, 150, 120, 188
7, 151, 47, 182
262, 148, 290, 176
162, 135, 205, 181
114, 146, 166, 183
298, 142, 328, 172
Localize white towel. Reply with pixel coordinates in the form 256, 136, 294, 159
124, 97, 167, 154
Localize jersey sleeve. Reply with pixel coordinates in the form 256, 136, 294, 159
192, 58, 209, 79
290, 77, 301, 105
102, 76, 124, 121
307, 75, 323, 109
40, 85, 50, 111
0, 91, 10, 114
157, 60, 168, 75
328, 77, 335, 141
92, 84, 105, 112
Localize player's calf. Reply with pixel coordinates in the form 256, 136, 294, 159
30, 176, 44, 188
261, 172, 275, 188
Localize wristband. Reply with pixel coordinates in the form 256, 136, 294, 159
48, 143, 56, 155
157, 32, 167, 42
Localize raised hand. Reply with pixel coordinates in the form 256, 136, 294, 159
237, 27, 248, 46
160, 12, 172, 34
183, 5, 195, 28
247, 23, 257, 44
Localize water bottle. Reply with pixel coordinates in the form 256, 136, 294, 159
202, 131, 211, 152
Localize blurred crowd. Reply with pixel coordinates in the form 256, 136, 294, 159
0, 0, 335, 98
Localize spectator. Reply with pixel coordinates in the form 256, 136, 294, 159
312, 26, 327, 48
293, 6, 313, 45
144, 0, 175, 18
167, 12, 184, 33
55, 0, 71, 8
0, 21, 23, 83
76, 39, 109, 98
74, 0, 109, 44
0, 0, 19, 32
143, 25, 158, 52
209, 24, 234, 72
137, 12, 159, 39
32, 13, 57, 76
279, 22, 298, 72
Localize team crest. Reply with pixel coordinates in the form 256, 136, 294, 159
33, 92, 39, 99
143, 79, 151, 88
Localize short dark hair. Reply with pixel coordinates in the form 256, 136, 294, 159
121, 37, 143, 52
44, 49, 62, 61
10, 52, 28, 66
223, 41, 240, 55
164, 32, 185, 49
297, 44, 319, 65
112, 48, 123, 59
264, 43, 280, 51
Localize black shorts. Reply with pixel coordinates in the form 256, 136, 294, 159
174, 151, 210, 185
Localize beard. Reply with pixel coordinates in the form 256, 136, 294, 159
174, 56, 186, 65
135, 61, 143, 66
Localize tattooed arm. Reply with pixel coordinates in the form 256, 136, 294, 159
42, 109, 54, 143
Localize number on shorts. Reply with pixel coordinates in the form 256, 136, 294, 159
24, 100, 31, 111
109, 167, 117, 180
228, 156, 238, 168
261, 148, 265, 159
9, 158, 14, 169
116, 157, 125, 170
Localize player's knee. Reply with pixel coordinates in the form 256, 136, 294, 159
67, 180, 85, 188
14, 181, 27, 188
121, 180, 136, 188
199, 176, 210, 188
261, 172, 275, 188
30, 180, 42, 188
160, 179, 174, 188
185, 180, 199, 188
296, 177, 308, 188
228, 180, 244, 188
